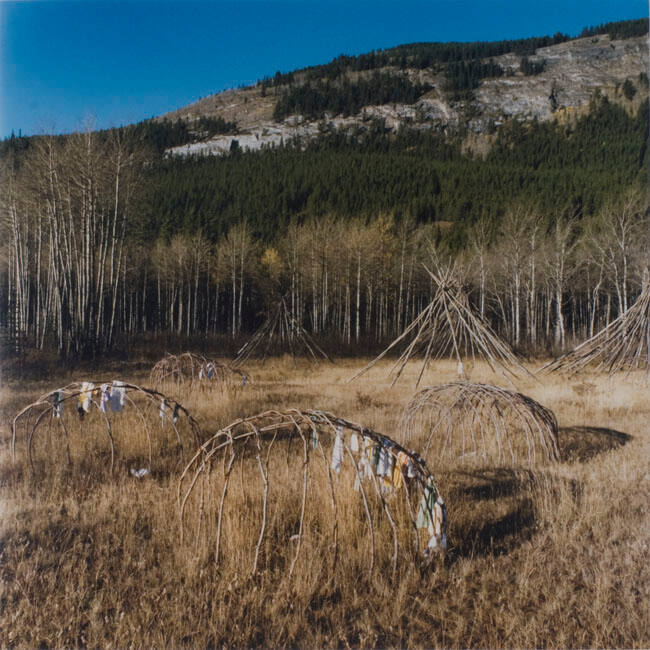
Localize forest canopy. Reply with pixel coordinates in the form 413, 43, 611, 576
136, 95, 648, 245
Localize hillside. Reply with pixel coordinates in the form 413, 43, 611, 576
162, 30, 648, 157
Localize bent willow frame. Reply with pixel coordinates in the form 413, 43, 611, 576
150, 352, 248, 387
400, 382, 559, 468
179, 409, 446, 577
12, 381, 201, 474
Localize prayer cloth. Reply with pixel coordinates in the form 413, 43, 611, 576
407, 458, 416, 478
110, 381, 126, 413
417, 478, 447, 551
79, 382, 94, 413
52, 391, 63, 418
371, 442, 381, 468
393, 451, 410, 490
331, 429, 344, 473
392, 463, 403, 490
160, 399, 166, 425
99, 384, 110, 413
416, 477, 438, 530
377, 445, 389, 477
425, 501, 447, 552
386, 452, 395, 478
362, 437, 374, 479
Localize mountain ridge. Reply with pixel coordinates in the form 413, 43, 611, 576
161, 28, 648, 157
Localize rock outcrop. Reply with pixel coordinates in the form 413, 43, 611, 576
164, 34, 648, 157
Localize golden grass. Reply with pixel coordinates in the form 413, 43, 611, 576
1, 357, 649, 648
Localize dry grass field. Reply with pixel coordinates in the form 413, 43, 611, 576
1, 356, 648, 648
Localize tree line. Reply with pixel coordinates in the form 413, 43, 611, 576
1, 103, 647, 359
273, 72, 432, 121
579, 18, 648, 40
261, 18, 646, 89
1, 159, 647, 359
269, 33, 574, 85
1, 15, 648, 360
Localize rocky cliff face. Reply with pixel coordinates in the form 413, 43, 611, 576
164, 33, 648, 157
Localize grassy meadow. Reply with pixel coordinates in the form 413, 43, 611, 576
1, 356, 648, 648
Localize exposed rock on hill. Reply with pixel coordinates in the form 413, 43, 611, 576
164, 34, 648, 157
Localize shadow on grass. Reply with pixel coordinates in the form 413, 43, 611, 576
558, 425, 631, 463
450, 497, 536, 559
443, 467, 565, 562
448, 467, 536, 501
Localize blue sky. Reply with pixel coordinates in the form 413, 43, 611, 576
1, 0, 647, 138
